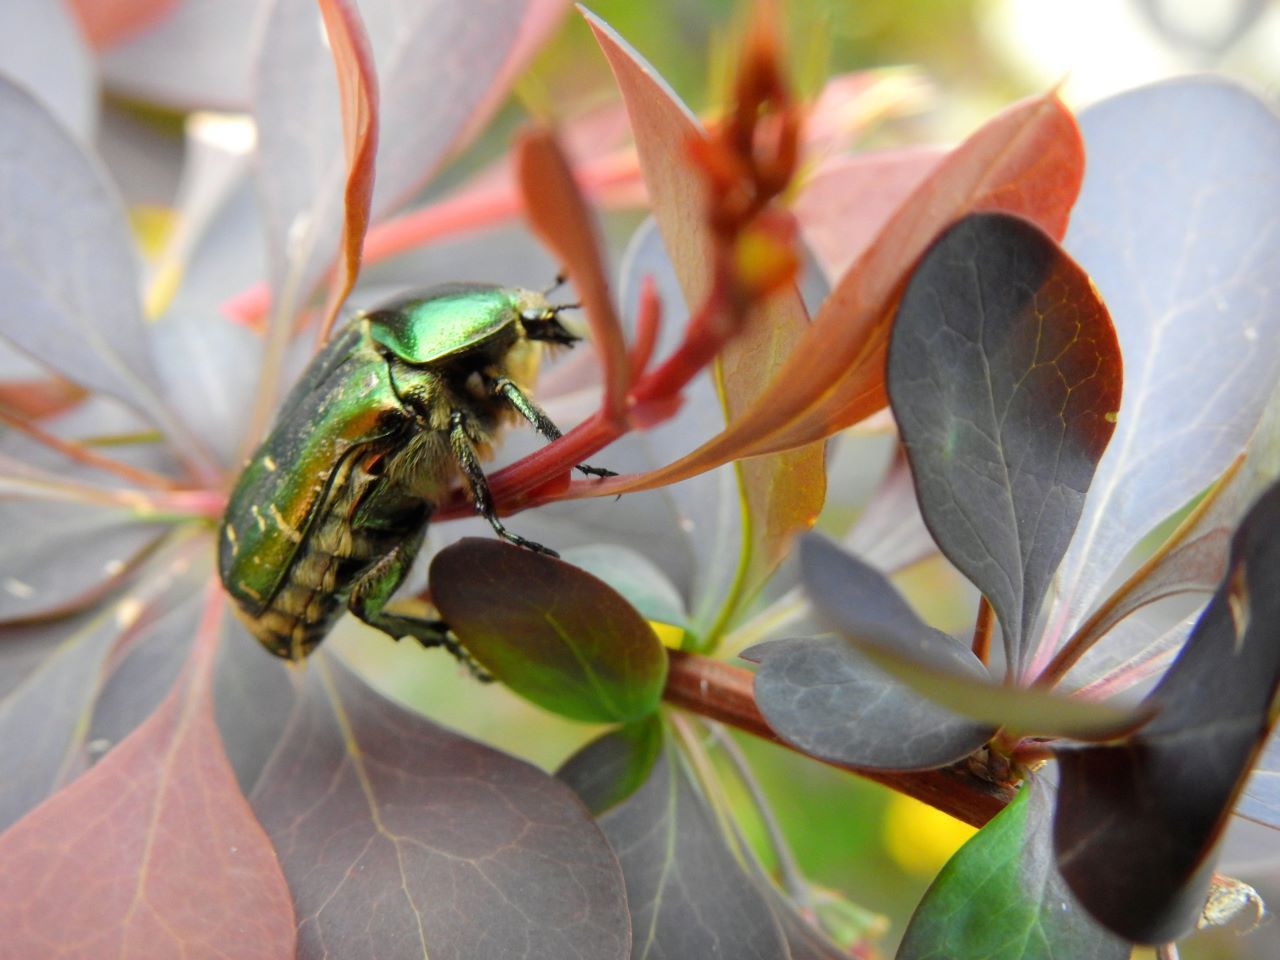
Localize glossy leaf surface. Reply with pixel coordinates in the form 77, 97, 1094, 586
898, 779, 1129, 960
252, 656, 630, 960
430, 539, 668, 723
1054, 479, 1280, 943
1046, 78, 1280, 659
734, 92, 1084, 460
887, 212, 1121, 676
748, 531, 990, 769
559, 727, 788, 959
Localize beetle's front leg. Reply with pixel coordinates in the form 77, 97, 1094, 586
448, 410, 560, 555
490, 376, 616, 479
347, 535, 490, 680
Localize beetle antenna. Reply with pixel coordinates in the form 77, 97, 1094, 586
544, 272, 569, 296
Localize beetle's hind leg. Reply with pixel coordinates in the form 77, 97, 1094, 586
449, 410, 560, 556
347, 535, 492, 681
490, 377, 617, 479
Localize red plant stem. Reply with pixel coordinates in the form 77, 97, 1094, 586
626, 278, 661, 380
972, 596, 994, 666
664, 650, 1015, 828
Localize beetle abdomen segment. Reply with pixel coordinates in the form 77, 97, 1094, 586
233, 449, 429, 660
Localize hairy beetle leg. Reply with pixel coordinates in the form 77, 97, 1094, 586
449, 410, 559, 557
374, 613, 493, 682
346, 537, 492, 679
491, 376, 616, 480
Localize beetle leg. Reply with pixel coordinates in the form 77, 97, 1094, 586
348, 534, 491, 680
449, 410, 560, 556
490, 376, 617, 479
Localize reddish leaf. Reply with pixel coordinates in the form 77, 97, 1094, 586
516, 128, 631, 418
586, 12, 825, 602
738, 91, 1084, 457
0, 589, 295, 959
793, 148, 943, 281
582, 90, 1081, 500
315, 0, 379, 344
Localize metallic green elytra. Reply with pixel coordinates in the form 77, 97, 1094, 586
217, 282, 608, 663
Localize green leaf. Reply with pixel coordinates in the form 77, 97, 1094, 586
556, 716, 663, 816
430, 538, 668, 723
898, 778, 1129, 960
562, 543, 689, 633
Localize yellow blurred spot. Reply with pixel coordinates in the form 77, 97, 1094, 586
145, 258, 184, 319
650, 621, 685, 649
883, 792, 977, 875
129, 205, 184, 319
128, 204, 175, 257
733, 222, 799, 298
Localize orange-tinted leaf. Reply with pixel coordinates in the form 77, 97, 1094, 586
0, 591, 295, 959
737, 90, 1084, 457
516, 128, 630, 418
596, 91, 1082, 491
316, 0, 378, 343
587, 12, 825, 601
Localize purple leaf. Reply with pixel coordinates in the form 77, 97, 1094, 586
887, 212, 1121, 676
1046, 78, 1280, 660
251, 655, 630, 960
1054, 479, 1280, 943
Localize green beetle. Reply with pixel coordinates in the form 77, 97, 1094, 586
218, 282, 607, 663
